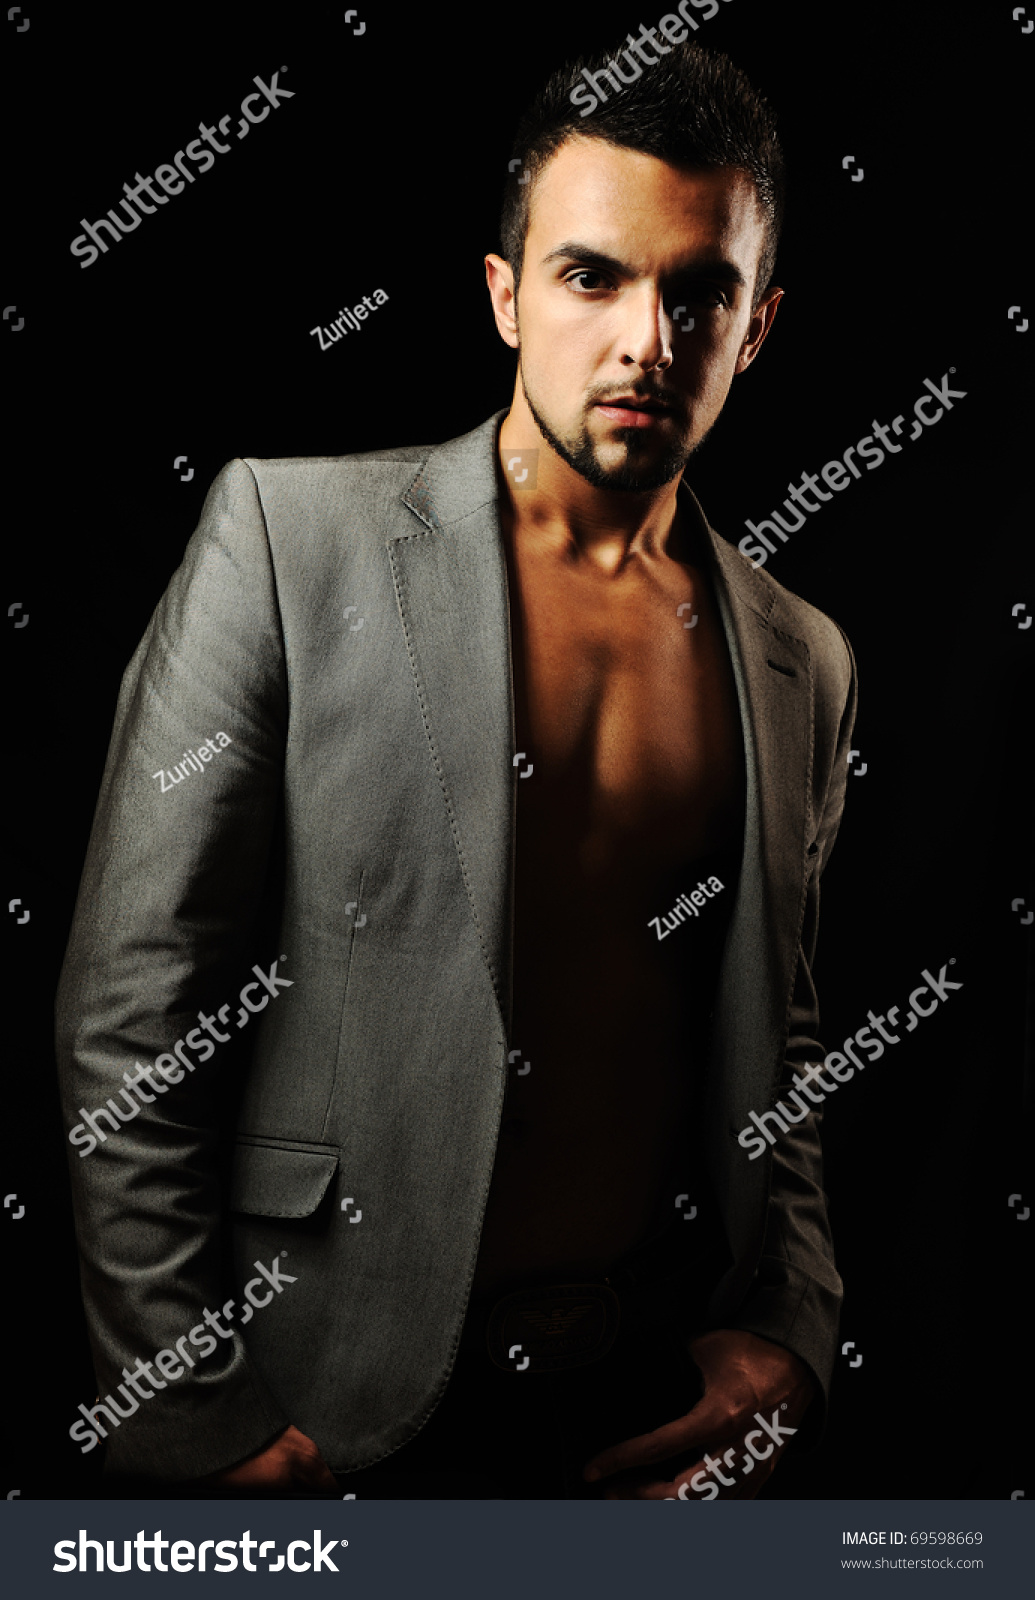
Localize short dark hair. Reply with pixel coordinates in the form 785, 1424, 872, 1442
500, 39, 785, 314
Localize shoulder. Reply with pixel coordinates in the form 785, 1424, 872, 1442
215, 410, 503, 529
751, 554, 858, 733
232, 440, 434, 511
700, 509, 857, 716
752, 553, 854, 682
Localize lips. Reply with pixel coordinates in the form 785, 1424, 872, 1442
598, 396, 670, 413
594, 396, 675, 429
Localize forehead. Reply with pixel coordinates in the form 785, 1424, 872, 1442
527, 135, 765, 270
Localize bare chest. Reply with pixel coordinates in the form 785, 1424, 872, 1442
507, 539, 744, 877
471, 523, 744, 1292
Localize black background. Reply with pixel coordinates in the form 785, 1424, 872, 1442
2, 0, 1032, 1500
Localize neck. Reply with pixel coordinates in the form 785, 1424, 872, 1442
497, 398, 688, 577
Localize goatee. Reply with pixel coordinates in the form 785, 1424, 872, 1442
522, 378, 704, 493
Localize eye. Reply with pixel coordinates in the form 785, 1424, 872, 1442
676, 285, 728, 309
564, 269, 613, 293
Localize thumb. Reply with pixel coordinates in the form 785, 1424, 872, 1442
585, 1387, 740, 1482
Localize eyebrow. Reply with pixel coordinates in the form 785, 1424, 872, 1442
540, 240, 748, 291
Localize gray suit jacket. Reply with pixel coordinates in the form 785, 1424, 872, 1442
55, 408, 857, 1481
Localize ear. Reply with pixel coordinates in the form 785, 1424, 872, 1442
485, 253, 520, 350
734, 286, 783, 376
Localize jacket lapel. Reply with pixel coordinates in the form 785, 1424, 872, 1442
387, 411, 517, 1032
682, 481, 816, 1293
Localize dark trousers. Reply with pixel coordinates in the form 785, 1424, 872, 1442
334, 1227, 723, 1500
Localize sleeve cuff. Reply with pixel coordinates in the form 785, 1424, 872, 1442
703, 1256, 842, 1453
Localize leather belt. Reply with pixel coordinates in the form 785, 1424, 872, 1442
472, 1220, 722, 1375
485, 1281, 622, 1372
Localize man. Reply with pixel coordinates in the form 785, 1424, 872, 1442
57, 38, 856, 1500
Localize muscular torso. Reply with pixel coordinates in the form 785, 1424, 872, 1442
471, 494, 745, 1296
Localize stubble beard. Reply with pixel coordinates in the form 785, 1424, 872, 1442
521, 361, 708, 493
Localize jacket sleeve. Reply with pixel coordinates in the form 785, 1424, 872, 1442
722, 621, 859, 1450
54, 458, 295, 1482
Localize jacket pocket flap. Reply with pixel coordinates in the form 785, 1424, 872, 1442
230, 1140, 339, 1218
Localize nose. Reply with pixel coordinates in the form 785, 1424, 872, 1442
619, 283, 673, 373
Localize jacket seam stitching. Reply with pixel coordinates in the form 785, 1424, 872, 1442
387, 541, 500, 999
321, 869, 364, 1143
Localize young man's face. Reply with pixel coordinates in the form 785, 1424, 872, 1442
487, 135, 781, 493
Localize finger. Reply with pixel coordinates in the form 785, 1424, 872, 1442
676, 1439, 786, 1502
583, 1393, 738, 1482
583, 1420, 696, 1482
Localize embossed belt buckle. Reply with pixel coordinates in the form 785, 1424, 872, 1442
485, 1282, 621, 1373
